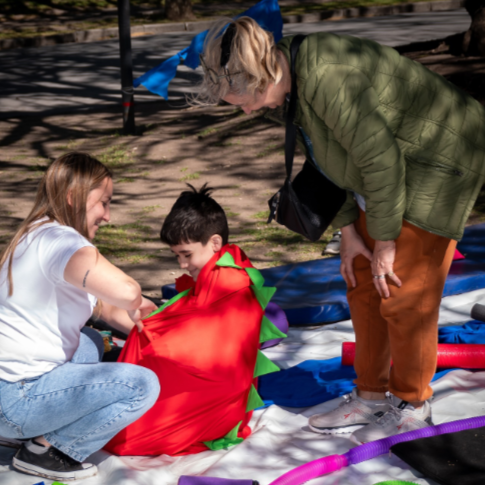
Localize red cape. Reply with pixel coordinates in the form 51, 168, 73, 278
105, 245, 279, 456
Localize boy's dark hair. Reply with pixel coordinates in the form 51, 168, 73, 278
160, 183, 229, 246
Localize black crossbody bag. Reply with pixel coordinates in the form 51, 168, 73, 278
267, 35, 347, 242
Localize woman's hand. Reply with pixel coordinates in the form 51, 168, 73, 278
340, 224, 373, 288
372, 240, 402, 298
128, 297, 158, 333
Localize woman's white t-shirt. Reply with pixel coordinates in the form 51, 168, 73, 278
0, 221, 97, 382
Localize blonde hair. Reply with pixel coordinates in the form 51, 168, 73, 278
0, 152, 112, 296
197, 17, 283, 105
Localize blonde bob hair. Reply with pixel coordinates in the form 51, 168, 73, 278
198, 17, 283, 104
0, 152, 112, 296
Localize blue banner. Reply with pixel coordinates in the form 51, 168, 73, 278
134, 0, 283, 99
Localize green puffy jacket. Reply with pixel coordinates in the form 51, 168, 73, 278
274, 34, 485, 241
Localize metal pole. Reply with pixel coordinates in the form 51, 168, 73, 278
117, 0, 136, 135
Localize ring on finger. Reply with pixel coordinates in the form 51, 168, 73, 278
387, 271, 395, 277
373, 274, 386, 279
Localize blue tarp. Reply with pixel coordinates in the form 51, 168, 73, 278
163, 223, 485, 326
259, 320, 485, 408
439, 321, 485, 344
258, 358, 454, 408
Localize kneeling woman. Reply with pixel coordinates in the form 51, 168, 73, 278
0, 153, 160, 481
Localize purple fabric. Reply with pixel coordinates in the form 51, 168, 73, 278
345, 416, 485, 465
261, 302, 289, 349
178, 477, 255, 485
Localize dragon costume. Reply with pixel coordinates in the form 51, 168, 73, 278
105, 244, 284, 456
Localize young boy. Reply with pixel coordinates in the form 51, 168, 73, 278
161, 184, 288, 345
160, 183, 229, 284
105, 184, 287, 457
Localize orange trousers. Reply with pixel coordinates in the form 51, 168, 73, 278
347, 211, 456, 402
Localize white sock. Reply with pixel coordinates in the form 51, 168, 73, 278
357, 395, 388, 406
25, 439, 50, 455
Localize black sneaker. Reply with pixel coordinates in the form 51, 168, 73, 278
12, 441, 97, 480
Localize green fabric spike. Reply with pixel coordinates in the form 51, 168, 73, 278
245, 267, 265, 288
253, 350, 280, 378
251, 285, 276, 310
145, 289, 191, 318
215, 251, 242, 269
259, 315, 287, 343
203, 421, 244, 450
246, 384, 265, 412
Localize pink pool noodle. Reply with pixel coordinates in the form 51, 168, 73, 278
268, 454, 348, 485
268, 416, 485, 485
341, 342, 485, 368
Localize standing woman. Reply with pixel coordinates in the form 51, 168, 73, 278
198, 18, 485, 443
0, 152, 160, 481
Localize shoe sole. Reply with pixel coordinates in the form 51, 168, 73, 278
12, 457, 98, 481
309, 423, 366, 435
322, 249, 340, 255
349, 433, 365, 446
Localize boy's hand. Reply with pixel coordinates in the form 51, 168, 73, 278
128, 297, 158, 332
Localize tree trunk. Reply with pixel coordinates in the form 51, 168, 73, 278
462, 0, 485, 56
165, 0, 195, 21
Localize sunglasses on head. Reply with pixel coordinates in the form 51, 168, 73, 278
199, 55, 242, 85
199, 23, 242, 85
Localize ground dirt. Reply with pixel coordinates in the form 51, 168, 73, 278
1, 45, 485, 298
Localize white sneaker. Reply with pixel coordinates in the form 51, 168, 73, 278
308, 388, 390, 435
322, 231, 342, 255
0, 436, 23, 449
350, 395, 433, 445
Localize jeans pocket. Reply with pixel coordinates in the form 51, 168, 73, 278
20, 376, 41, 397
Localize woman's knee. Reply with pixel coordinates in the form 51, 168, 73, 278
117, 363, 160, 407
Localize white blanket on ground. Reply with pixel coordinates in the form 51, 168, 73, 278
2, 288, 485, 485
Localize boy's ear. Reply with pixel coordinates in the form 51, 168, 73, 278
210, 234, 223, 253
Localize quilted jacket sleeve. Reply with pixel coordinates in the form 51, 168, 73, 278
303, 64, 406, 241
331, 190, 359, 230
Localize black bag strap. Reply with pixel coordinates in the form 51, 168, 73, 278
285, 34, 306, 180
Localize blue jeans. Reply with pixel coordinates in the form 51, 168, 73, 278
0, 332, 160, 461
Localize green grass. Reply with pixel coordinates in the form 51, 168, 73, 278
94, 222, 156, 262
198, 127, 218, 137
98, 145, 134, 169
253, 210, 270, 220
55, 139, 82, 151
224, 207, 240, 217
140, 204, 161, 215
179, 171, 200, 182
233, 220, 334, 265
